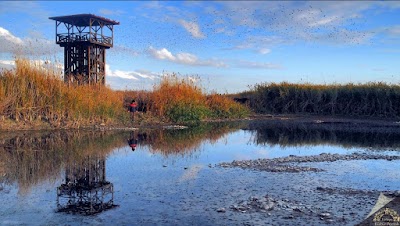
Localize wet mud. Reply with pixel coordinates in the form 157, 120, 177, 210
218, 153, 400, 172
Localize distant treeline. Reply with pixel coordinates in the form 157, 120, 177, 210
237, 82, 400, 118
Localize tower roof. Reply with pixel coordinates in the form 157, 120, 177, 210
49, 14, 120, 26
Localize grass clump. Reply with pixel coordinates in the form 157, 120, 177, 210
243, 82, 400, 118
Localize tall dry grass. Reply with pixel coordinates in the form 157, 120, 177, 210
0, 58, 127, 127
245, 82, 400, 118
147, 74, 249, 123
0, 59, 249, 126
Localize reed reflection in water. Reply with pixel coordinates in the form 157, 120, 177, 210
1, 121, 399, 195
1, 120, 399, 196
0, 130, 127, 195
0, 120, 399, 223
128, 122, 246, 157
246, 120, 400, 150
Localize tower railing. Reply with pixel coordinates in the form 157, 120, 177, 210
56, 33, 113, 47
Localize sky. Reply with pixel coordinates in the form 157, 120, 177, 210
0, 1, 400, 93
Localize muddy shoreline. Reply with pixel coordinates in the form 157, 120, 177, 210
1, 114, 399, 132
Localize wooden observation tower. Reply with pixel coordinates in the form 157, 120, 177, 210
49, 14, 119, 85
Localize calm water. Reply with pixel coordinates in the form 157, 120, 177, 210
1, 121, 400, 225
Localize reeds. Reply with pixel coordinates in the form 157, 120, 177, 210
246, 82, 400, 118
0, 58, 126, 127
146, 74, 249, 123
0, 59, 249, 126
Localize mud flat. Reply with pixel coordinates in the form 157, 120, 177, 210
218, 153, 400, 172
215, 153, 400, 225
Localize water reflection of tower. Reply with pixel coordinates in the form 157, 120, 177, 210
56, 156, 117, 215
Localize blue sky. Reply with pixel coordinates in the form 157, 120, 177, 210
0, 1, 399, 93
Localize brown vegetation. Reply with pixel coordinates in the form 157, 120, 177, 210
240, 82, 400, 118
0, 59, 249, 129
0, 59, 126, 129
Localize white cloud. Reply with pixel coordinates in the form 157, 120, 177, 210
258, 48, 271, 55
106, 64, 160, 81
148, 46, 176, 61
227, 35, 283, 54
385, 26, 400, 35
211, 1, 385, 46
0, 27, 23, 53
236, 60, 282, 70
178, 19, 205, 38
0, 27, 23, 44
0, 59, 63, 74
148, 46, 226, 68
0, 60, 15, 70
106, 64, 162, 90
176, 52, 198, 65
0, 26, 59, 56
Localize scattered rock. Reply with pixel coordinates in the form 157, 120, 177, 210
319, 212, 331, 218
292, 207, 302, 213
230, 195, 307, 214
216, 208, 226, 213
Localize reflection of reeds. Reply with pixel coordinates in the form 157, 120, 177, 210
142, 122, 245, 156
245, 82, 400, 118
0, 131, 126, 194
247, 120, 400, 149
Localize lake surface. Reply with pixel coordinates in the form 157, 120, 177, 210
1, 120, 400, 225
